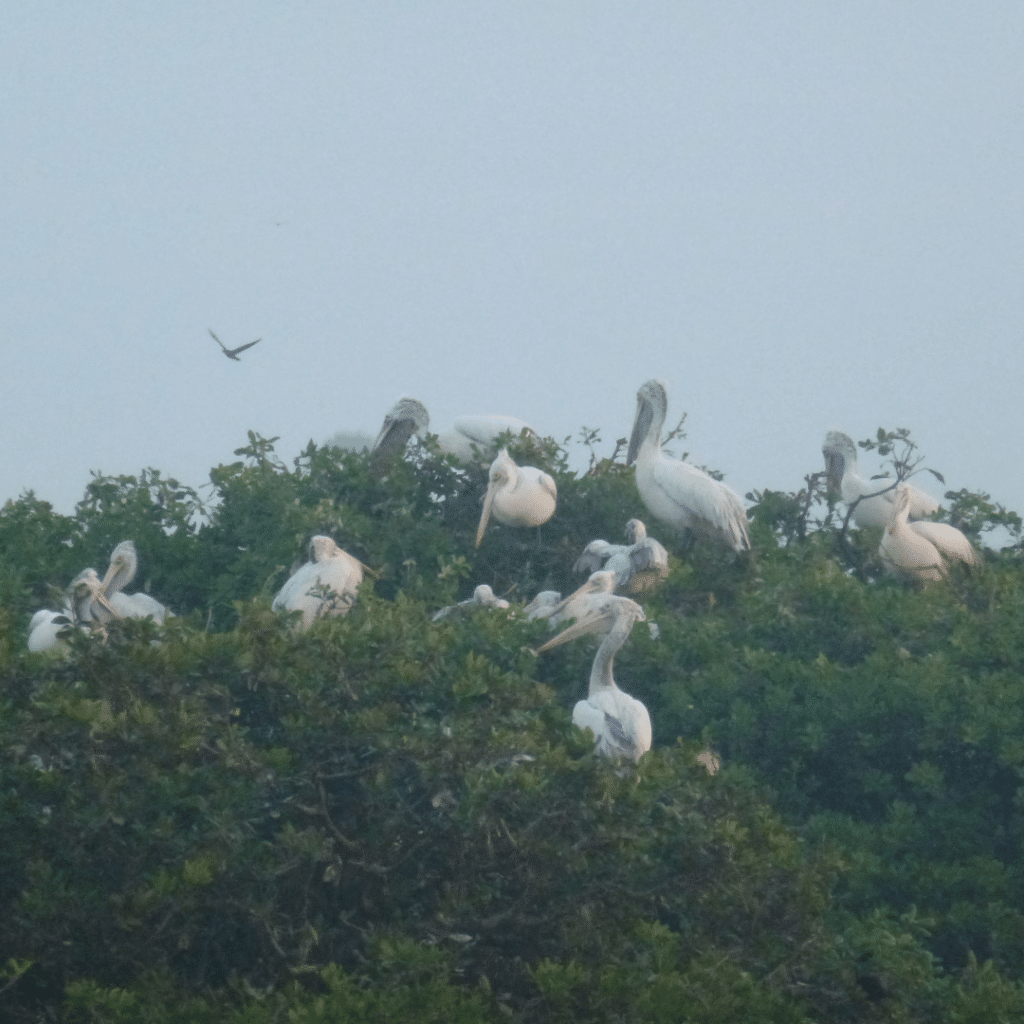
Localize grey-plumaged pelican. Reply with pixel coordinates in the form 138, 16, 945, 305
27, 567, 120, 652
432, 584, 511, 621
272, 535, 363, 629
523, 590, 563, 621
822, 431, 940, 529
879, 485, 979, 583
475, 448, 557, 547
627, 380, 750, 552
536, 593, 652, 763
573, 518, 670, 594
99, 542, 172, 623
370, 396, 538, 465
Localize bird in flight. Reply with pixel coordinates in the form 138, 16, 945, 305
209, 329, 261, 361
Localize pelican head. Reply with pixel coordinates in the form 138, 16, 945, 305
624, 518, 647, 544
100, 541, 138, 597
536, 594, 645, 654
627, 379, 668, 465
821, 431, 858, 496
371, 397, 430, 460
309, 535, 343, 562
69, 567, 118, 623
475, 448, 517, 547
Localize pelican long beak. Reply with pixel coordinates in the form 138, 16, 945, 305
823, 452, 844, 496
626, 398, 652, 466
370, 416, 416, 459
536, 605, 615, 653
475, 481, 498, 547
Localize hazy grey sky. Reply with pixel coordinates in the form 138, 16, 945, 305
3, 4, 1022, 537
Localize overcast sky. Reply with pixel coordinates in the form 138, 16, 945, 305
3, 4, 1022, 541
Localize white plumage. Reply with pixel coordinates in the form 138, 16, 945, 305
573, 519, 670, 593
370, 397, 537, 464
627, 380, 749, 552
537, 594, 652, 763
475, 448, 557, 547
822, 431, 940, 529
272, 535, 364, 629
432, 584, 510, 621
879, 485, 979, 583
98, 541, 172, 623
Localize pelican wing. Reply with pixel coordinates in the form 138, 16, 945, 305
909, 521, 978, 567
573, 544, 608, 576
631, 537, 669, 575
650, 458, 750, 551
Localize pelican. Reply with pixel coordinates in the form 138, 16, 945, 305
98, 542, 172, 623
27, 609, 75, 652
536, 594, 652, 763
432, 584, 511, 621
523, 590, 563, 621
879, 485, 978, 583
822, 431, 940, 529
475, 448, 557, 547
370, 397, 538, 464
272, 535, 363, 629
627, 380, 750, 552
573, 519, 670, 594
542, 570, 617, 628
209, 329, 261, 361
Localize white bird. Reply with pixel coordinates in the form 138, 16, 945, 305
573, 518, 670, 594
272, 535, 364, 629
98, 542, 172, 623
879, 485, 979, 583
523, 590, 563, 621
475, 448, 557, 547
822, 431, 940, 529
370, 397, 538, 464
627, 380, 750, 552
542, 571, 618, 628
432, 584, 511, 621
536, 594, 652, 763
27, 608, 75, 652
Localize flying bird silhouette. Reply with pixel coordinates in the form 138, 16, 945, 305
209, 329, 261, 361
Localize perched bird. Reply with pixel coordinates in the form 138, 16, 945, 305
879, 485, 978, 583
523, 590, 563, 621
541, 571, 618, 629
536, 594, 652, 763
573, 518, 670, 594
98, 542, 172, 623
627, 379, 749, 552
272, 535, 363, 629
432, 584, 511, 621
27, 608, 75, 653
370, 396, 538, 464
209, 329, 261, 361
475, 448, 557, 547
822, 430, 940, 529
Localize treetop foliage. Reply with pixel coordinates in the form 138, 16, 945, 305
3, 425, 1024, 1021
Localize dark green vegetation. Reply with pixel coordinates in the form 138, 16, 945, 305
2, 429, 1024, 1022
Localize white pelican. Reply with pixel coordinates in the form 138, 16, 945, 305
573, 518, 670, 594
27, 609, 75, 652
475, 448, 557, 547
537, 594, 652, 763
543, 570, 617, 628
432, 584, 511, 621
523, 590, 562, 621
272, 535, 363, 629
98, 542, 172, 623
370, 397, 538, 464
627, 380, 750, 552
879, 485, 979, 583
822, 431, 940, 529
